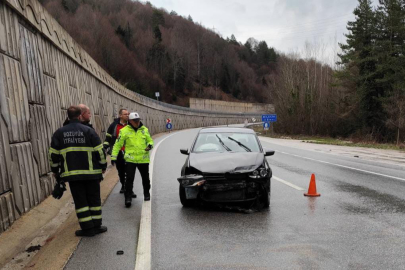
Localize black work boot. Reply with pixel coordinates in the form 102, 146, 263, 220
75, 228, 95, 237
120, 185, 125, 194
131, 191, 137, 198
125, 196, 132, 207
144, 192, 150, 201
94, 226, 108, 234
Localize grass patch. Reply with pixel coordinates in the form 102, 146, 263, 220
251, 126, 405, 151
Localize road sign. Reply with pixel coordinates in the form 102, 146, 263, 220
166, 118, 171, 124
166, 123, 173, 130
262, 114, 277, 122
263, 122, 270, 130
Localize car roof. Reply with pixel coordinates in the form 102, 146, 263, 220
199, 127, 256, 134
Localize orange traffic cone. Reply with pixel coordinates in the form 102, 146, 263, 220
304, 174, 320, 197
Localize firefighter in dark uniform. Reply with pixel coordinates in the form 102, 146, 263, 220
49, 105, 108, 237
103, 109, 136, 198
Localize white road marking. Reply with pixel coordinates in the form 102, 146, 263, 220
273, 176, 305, 191
277, 150, 405, 182
135, 132, 177, 270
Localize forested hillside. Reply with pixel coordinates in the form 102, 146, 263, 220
39, 0, 277, 106
39, 0, 404, 144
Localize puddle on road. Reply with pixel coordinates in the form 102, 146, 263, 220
335, 182, 405, 214
307, 197, 318, 215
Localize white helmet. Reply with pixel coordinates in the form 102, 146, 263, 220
129, 112, 141, 120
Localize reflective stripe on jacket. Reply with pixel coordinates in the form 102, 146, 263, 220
48, 119, 107, 181
111, 122, 154, 164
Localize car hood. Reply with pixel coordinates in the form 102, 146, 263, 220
189, 152, 264, 174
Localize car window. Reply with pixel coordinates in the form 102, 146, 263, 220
193, 134, 223, 153
192, 132, 261, 153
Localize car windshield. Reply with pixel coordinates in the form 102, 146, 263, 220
192, 132, 261, 153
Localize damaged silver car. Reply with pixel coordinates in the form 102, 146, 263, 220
178, 127, 274, 208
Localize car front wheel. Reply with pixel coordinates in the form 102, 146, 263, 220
262, 183, 271, 208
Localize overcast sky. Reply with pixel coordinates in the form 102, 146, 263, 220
149, 0, 378, 65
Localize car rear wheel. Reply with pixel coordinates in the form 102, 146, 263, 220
179, 185, 195, 207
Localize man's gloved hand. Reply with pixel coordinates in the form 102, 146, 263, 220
145, 144, 153, 151
111, 160, 116, 166
52, 181, 66, 200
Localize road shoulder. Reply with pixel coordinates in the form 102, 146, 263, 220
259, 137, 405, 168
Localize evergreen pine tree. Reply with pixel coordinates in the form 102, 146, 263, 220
374, 0, 405, 142
338, 0, 380, 138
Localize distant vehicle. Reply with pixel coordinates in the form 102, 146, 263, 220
177, 127, 274, 208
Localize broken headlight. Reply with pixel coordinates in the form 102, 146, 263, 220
178, 174, 205, 186
249, 167, 268, 178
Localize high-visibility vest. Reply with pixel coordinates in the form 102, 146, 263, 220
111, 123, 154, 164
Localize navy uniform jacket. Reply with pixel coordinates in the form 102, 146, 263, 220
49, 119, 106, 182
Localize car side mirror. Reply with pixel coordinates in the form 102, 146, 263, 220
264, 149, 275, 156
180, 148, 189, 155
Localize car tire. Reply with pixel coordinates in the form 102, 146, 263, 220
263, 184, 270, 208
263, 191, 270, 208
179, 185, 194, 207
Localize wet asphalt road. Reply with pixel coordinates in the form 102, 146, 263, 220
67, 128, 405, 270
152, 129, 405, 270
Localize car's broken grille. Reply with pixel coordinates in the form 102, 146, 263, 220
202, 190, 245, 201
203, 173, 226, 181
204, 181, 246, 191
203, 173, 248, 181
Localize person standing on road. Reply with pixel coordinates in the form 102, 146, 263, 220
49, 105, 107, 237
103, 109, 136, 198
111, 112, 154, 207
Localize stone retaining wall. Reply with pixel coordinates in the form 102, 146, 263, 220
190, 98, 275, 113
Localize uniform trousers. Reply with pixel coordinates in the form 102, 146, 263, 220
125, 163, 150, 198
69, 180, 102, 230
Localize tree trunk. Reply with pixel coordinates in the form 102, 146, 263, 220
397, 127, 400, 146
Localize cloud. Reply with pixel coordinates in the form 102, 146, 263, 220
149, 0, 379, 64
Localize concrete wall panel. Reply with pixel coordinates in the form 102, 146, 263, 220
20, 23, 44, 104
0, 192, 17, 232
55, 51, 69, 109
43, 74, 63, 133
10, 143, 41, 214
0, 113, 12, 194
0, 2, 20, 59
37, 38, 56, 78
0, 54, 30, 143
29, 104, 52, 176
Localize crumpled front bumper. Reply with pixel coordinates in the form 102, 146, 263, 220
178, 174, 269, 202
178, 175, 205, 199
